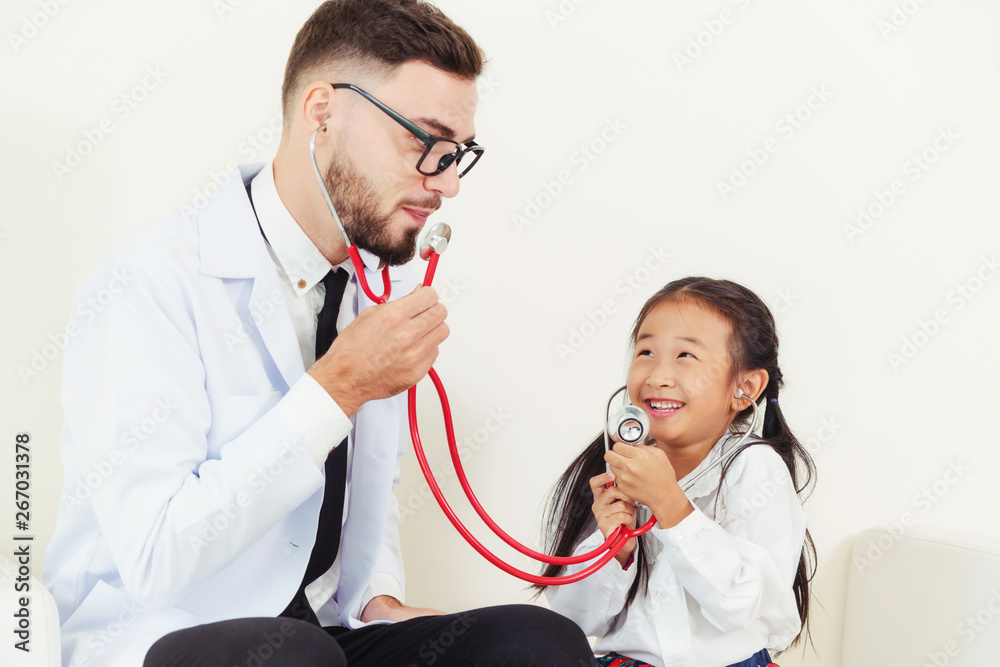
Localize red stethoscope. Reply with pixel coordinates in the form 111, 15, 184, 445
310, 127, 656, 584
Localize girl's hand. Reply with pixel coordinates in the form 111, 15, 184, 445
589, 472, 637, 567
605, 444, 693, 529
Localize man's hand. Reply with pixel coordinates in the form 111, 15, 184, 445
360, 595, 445, 623
308, 286, 448, 417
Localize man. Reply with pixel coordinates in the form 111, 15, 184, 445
43, 1, 597, 665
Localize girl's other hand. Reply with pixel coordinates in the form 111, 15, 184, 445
589, 472, 637, 567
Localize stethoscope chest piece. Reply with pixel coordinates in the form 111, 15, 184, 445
607, 404, 649, 445
419, 223, 452, 260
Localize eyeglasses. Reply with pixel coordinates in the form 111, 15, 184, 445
329, 83, 485, 178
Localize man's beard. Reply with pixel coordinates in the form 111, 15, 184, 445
323, 152, 438, 267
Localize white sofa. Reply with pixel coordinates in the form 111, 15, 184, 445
841, 527, 1000, 667
6, 528, 1000, 667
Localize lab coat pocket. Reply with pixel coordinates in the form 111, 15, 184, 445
204, 391, 283, 457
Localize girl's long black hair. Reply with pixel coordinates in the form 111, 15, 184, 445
532, 277, 817, 645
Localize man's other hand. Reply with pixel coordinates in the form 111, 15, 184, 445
360, 595, 446, 623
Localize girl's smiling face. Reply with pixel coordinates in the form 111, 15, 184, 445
627, 298, 740, 456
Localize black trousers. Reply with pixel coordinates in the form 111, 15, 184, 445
143, 604, 598, 667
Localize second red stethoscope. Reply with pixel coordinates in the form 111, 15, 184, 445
310, 126, 660, 585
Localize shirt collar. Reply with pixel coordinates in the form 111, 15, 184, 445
250, 162, 354, 295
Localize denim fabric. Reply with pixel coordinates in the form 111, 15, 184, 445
596, 647, 773, 667
728, 647, 773, 667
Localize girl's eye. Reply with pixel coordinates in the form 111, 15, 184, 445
678, 352, 695, 359
637, 350, 654, 358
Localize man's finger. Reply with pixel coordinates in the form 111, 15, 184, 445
412, 304, 449, 337
391, 285, 441, 318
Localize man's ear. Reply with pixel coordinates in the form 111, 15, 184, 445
301, 81, 337, 136
731, 369, 769, 411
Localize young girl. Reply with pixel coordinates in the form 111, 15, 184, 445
537, 277, 816, 667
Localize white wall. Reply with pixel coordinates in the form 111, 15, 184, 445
2, 1, 998, 665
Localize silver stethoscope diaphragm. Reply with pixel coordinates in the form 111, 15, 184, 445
607, 404, 649, 445
419, 223, 452, 260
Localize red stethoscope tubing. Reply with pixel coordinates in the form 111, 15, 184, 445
347, 243, 655, 583
397, 254, 656, 584
347, 244, 392, 304
427, 365, 654, 565
407, 380, 639, 584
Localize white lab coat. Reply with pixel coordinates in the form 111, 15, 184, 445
43, 164, 416, 667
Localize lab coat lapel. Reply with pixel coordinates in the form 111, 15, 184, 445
249, 255, 305, 391
198, 163, 305, 392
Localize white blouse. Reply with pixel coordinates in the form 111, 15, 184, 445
545, 435, 807, 667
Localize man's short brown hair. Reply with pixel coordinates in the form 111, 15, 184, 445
281, 0, 485, 120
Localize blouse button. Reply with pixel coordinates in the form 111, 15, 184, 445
297, 279, 307, 289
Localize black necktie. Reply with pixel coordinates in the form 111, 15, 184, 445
315, 268, 349, 360
281, 268, 351, 623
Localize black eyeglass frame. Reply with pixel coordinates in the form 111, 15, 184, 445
329, 83, 484, 178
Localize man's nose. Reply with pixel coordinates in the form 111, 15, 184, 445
423, 162, 461, 199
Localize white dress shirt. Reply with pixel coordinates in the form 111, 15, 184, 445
545, 434, 806, 667
250, 162, 402, 619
